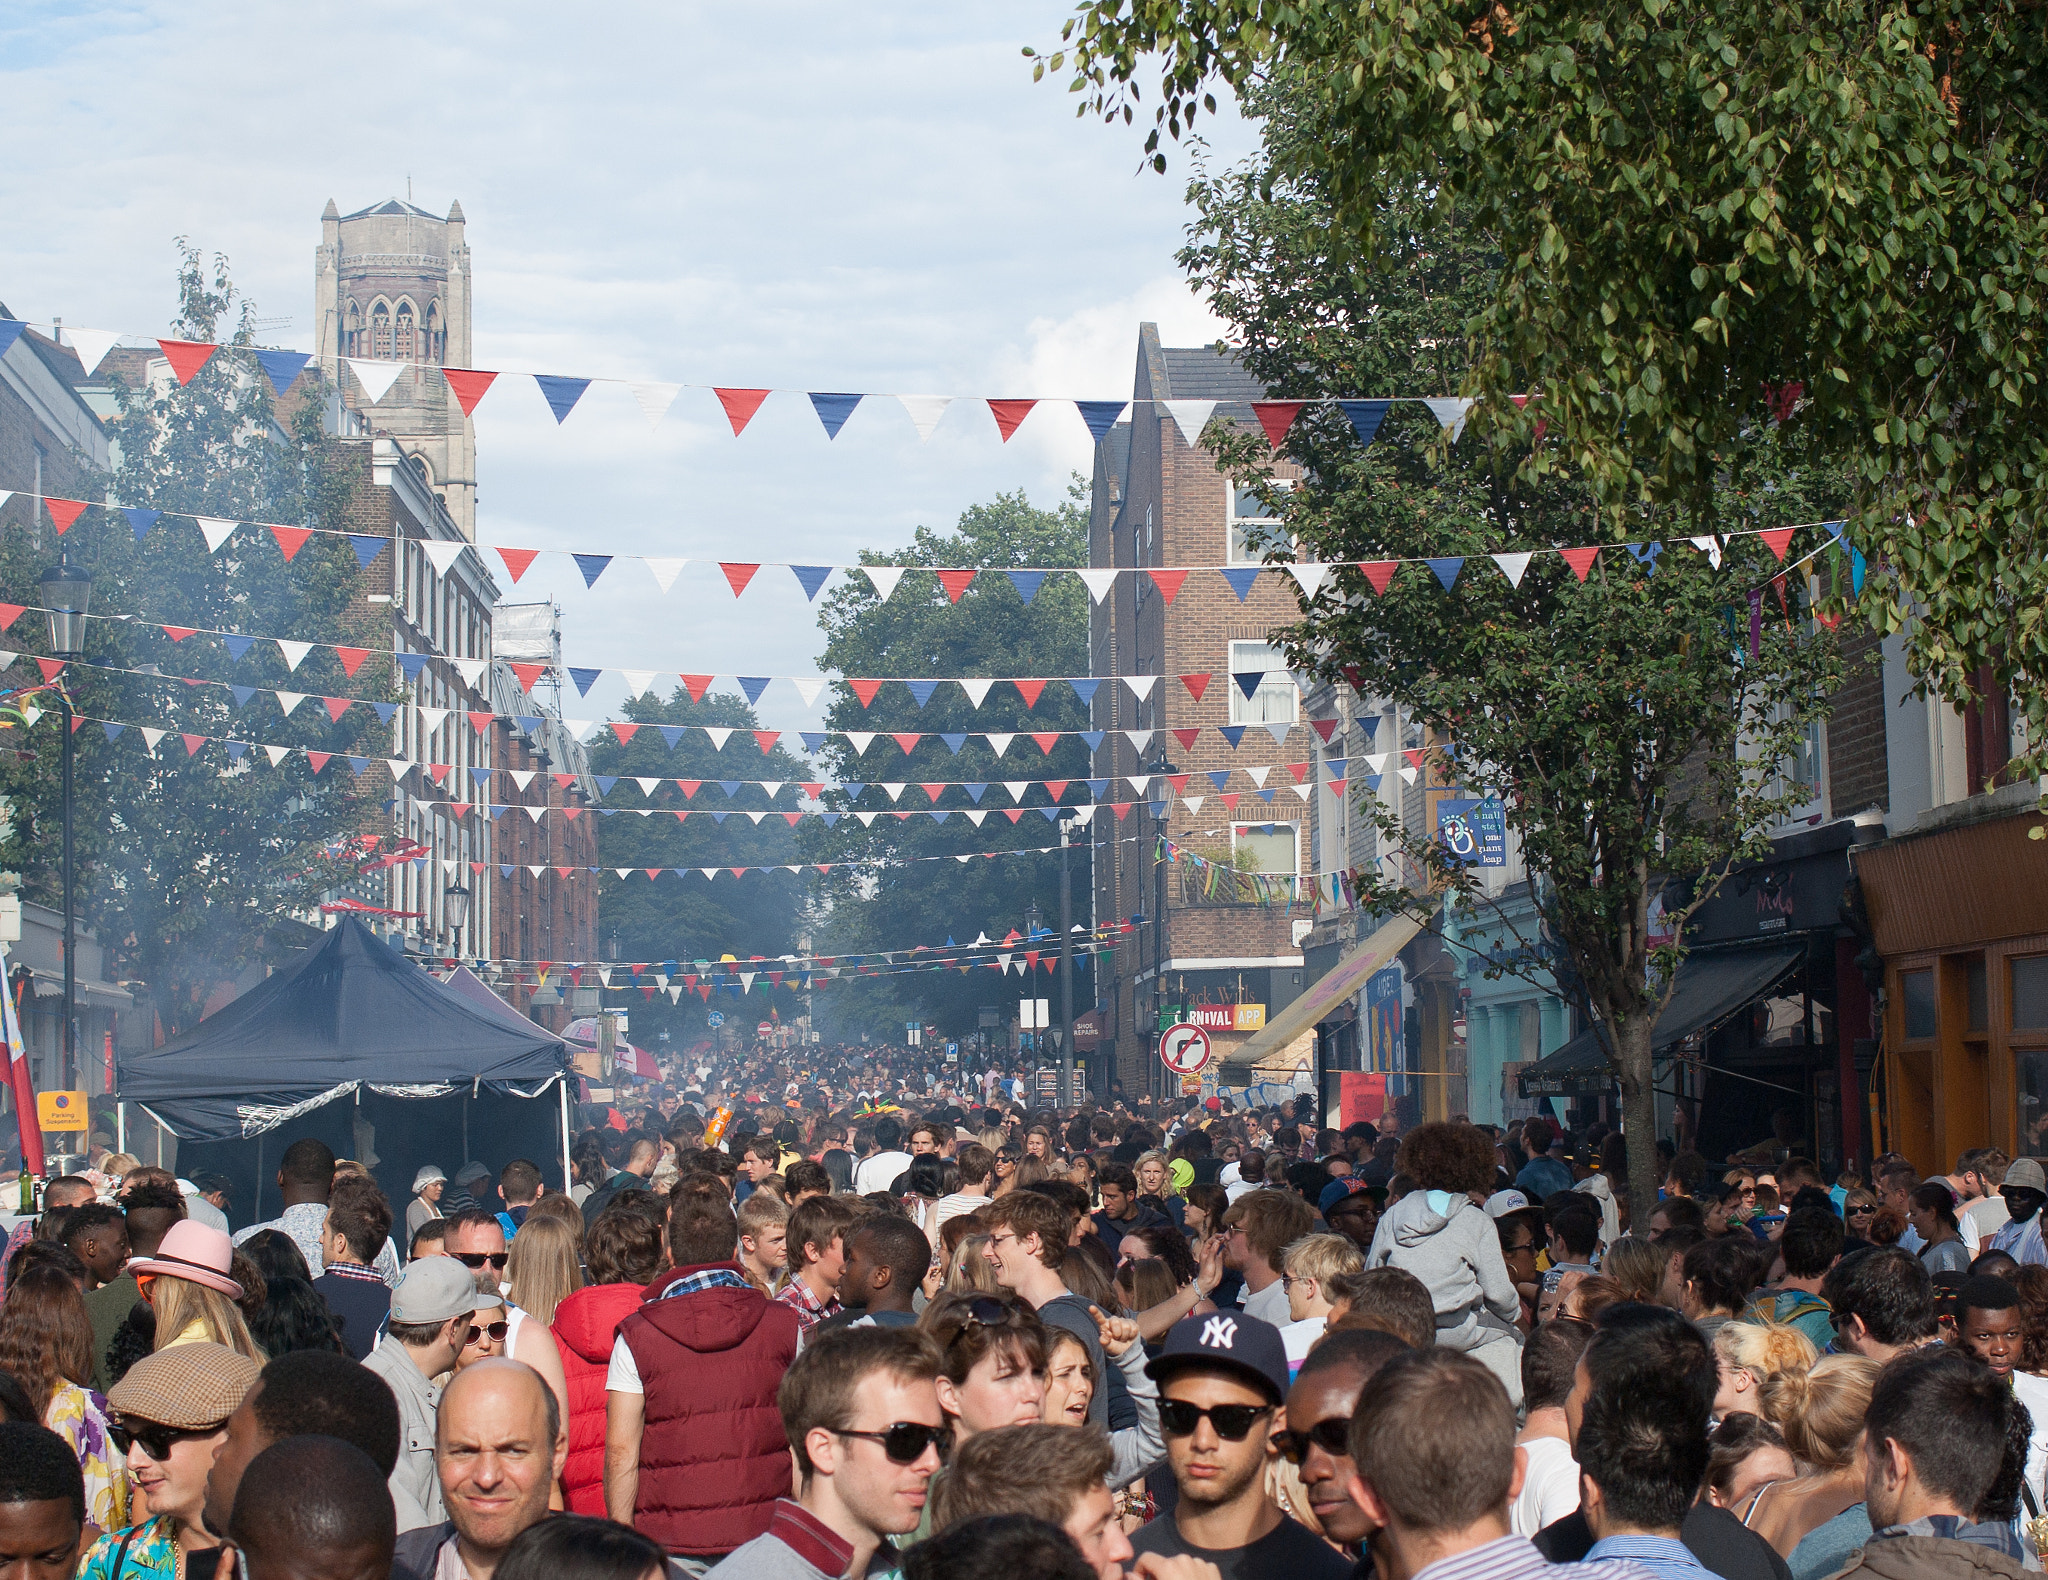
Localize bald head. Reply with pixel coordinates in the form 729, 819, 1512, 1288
230, 1435, 393, 1580
435, 1360, 563, 1558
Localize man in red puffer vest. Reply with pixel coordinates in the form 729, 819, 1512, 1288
607, 1180, 803, 1568
553, 1204, 668, 1516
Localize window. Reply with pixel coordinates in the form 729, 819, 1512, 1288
1229, 480, 1292, 563
1228, 640, 1297, 725
371, 301, 391, 360
395, 301, 416, 361
2015, 957, 2048, 1031
1233, 822, 1299, 875
344, 302, 363, 357
1901, 968, 1937, 1040
426, 301, 445, 363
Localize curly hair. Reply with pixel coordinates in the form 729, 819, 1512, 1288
1395, 1122, 1500, 1196
0, 1265, 94, 1419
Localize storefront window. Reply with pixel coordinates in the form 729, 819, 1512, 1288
1902, 968, 1937, 1040
2016, 956, 2048, 1032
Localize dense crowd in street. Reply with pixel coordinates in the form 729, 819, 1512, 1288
3, 1043, 2048, 1580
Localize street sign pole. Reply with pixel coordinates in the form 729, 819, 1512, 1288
1058, 809, 1075, 1107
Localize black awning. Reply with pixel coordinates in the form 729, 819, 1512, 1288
1516, 944, 1806, 1098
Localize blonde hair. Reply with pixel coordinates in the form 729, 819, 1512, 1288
153, 1275, 263, 1362
943, 1234, 1001, 1294
1600, 1236, 1667, 1304
1716, 1320, 1817, 1394
1768, 1352, 1879, 1469
101, 1152, 141, 1180
1283, 1233, 1365, 1287
504, 1215, 583, 1327
1133, 1150, 1176, 1196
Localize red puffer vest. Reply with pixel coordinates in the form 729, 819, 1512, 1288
618, 1262, 801, 1556
550, 1280, 649, 1516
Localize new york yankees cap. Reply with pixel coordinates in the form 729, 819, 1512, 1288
1145, 1309, 1290, 1404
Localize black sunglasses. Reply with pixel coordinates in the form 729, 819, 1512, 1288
466, 1321, 511, 1346
834, 1422, 953, 1465
958, 1295, 1019, 1329
450, 1251, 509, 1270
111, 1417, 226, 1460
1278, 1417, 1352, 1465
1158, 1400, 1274, 1441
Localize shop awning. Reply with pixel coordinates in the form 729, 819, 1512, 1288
1516, 944, 1805, 1098
1220, 908, 1430, 1069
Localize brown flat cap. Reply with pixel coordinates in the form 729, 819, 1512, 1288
107, 1341, 261, 1428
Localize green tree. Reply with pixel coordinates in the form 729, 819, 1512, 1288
799, 488, 1097, 1043
1172, 81, 1850, 1207
1035, 0, 2048, 783
586, 686, 812, 1043
0, 242, 374, 1034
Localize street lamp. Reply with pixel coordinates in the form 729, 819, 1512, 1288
443, 881, 472, 959
1057, 806, 1078, 1107
39, 553, 90, 1092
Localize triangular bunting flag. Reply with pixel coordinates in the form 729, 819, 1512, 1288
1162, 399, 1216, 445
1149, 568, 1189, 604
1286, 563, 1329, 599
1760, 528, 1795, 562
269, 525, 312, 562
897, 395, 952, 440
720, 563, 759, 597
253, 349, 310, 396
1251, 402, 1304, 449
1338, 399, 1391, 445
421, 540, 467, 576
714, 388, 771, 434
122, 507, 160, 542
572, 553, 611, 588
442, 368, 498, 415
1492, 552, 1533, 587
1427, 556, 1464, 590
347, 358, 406, 403
986, 400, 1036, 441
497, 547, 540, 583
628, 382, 682, 427
157, 339, 219, 385
44, 498, 88, 534
791, 565, 833, 601
644, 557, 685, 593
1180, 673, 1212, 703
959, 678, 994, 707
809, 392, 863, 438
534, 375, 591, 423
1076, 568, 1118, 604
198, 517, 238, 553
61, 328, 122, 375
1423, 397, 1476, 441
1560, 546, 1600, 582
863, 565, 905, 601
1074, 400, 1127, 442
935, 569, 976, 603
1220, 566, 1260, 602
1005, 569, 1046, 604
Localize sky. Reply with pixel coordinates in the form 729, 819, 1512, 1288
0, 1, 1258, 738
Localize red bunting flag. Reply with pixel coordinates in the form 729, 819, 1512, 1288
1359, 561, 1398, 595
720, 563, 760, 597
323, 697, 352, 721
935, 569, 976, 603
1043, 781, 1069, 800
429, 764, 450, 785
1559, 547, 1601, 582
677, 779, 702, 797
752, 731, 779, 753
1219, 793, 1241, 811
1149, 569, 1189, 604
1180, 673, 1212, 703
467, 712, 494, 733
270, 525, 312, 561
1112, 802, 1134, 820
510, 663, 547, 692
34, 658, 63, 682
1252, 402, 1306, 449
1014, 678, 1047, 708
45, 498, 88, 534
986, 400, 1036, 442
1003, 809, 1023, 823
1173, 728, 1201, 751
161, 627, 197, 642
335, 646, 369, 676
890, 733, 921, 753
1759, 528, 1795, 562
1341, 665, 1362, 690
612, 723, 639, 744
919, 783, 945, 801
497, 547, 540, 582
0, 606, 22, 633
1310, 718, 1339, 744
181, 733, 207, 757
1166, 774, 1189, 794
1031, 733, 1060, 754
442, 369, 498, 416
848, 678, 884, 707
680, 676, 712, 702
715, 389, 771, 435
157, 340, 219, 385
1286, 761, 1309, 783
306, 752, 330, 774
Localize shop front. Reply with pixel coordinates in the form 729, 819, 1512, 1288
1852, 786, 2048, 1174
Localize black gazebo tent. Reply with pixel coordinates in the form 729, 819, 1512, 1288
117, 917, 570, 1226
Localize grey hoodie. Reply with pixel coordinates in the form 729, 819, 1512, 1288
1365, 1188, 1521, 1349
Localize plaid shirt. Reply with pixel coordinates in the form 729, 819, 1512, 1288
774, 1275, 842, 1333
319, 1259, 388, 1285
657, 1267, 752, 1301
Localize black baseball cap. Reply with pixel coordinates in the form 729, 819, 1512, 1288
1145, 1310, 1290, 1404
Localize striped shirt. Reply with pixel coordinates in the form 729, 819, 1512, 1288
1414, 1535, 1663, 1580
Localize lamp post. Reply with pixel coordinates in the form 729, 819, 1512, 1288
1024, 901, 1042, 1058
1144, 747, 1175, 1101
443, 881, 472, 960
39, 553, 90, 1092
1057, 806, 1077, 1106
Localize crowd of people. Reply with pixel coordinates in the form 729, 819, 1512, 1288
3, 1045, 2048, 1580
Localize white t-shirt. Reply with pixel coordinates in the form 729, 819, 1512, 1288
1241, 1278, 1291, 1327
606, 1333, 644, 1394
1966, 1194, 2012, 1245
1512, 1435, 1580, 1537
934, 1191, 989, 1228
1280, 1317, 1325, 1367
855, 1150, 913, 1195
2013, 1367, 2048, 1507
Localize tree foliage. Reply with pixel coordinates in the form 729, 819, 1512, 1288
1176, 81, 1850, 1206
0, 243, 375, 1033
799, 488, 1096, 1043
1035, 0, 2048, 774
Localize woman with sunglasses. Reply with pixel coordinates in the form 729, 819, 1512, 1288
79, 1342, 260, 1580
1841, 1189, 1879, 1241
989, 1148, 1022, 1200
455, 1295, 511, 1372
126, 1222, 262, 1363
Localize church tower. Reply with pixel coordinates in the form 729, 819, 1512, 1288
314, 197, 477, 538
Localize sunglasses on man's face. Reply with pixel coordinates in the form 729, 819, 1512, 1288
1277, 1417, 1352, 1465
1158, 1400, 1274, 1441
450, 1251, 509, 1269
834, 1422, 954, 1465
111, 1417, 225, 1460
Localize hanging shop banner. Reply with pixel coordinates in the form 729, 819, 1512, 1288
1432, 798, 1508, 868
1365, 965, 1406, 1100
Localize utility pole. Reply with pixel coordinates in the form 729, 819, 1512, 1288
1058, 808, 1076, 1106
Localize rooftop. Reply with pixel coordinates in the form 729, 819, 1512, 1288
339, 198, 453, 222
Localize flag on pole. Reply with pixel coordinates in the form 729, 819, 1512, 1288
3, 947, 46, 1179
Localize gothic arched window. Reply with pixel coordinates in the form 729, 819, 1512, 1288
344, 302, 363, 357
371, 301, 391, 360
426, 302, 444, 364
395, 300, 416, 362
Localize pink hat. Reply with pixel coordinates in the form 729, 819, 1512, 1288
129, 1219, 244, 1298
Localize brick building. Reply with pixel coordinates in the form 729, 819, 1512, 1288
1089, 326, 1318, 1096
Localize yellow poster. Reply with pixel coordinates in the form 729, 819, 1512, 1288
36, 1090, 89, 1132
1232, 1004, 1266, 1031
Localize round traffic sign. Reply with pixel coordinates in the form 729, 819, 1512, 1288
1158, 1023, 1213, 1075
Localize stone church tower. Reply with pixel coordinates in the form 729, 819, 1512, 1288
314, 197, 477, 538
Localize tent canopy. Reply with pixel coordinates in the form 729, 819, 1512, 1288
119, 916, 567, 1142
1517, 944, 1805, 1098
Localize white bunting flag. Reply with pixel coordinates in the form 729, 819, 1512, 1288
508, 769, 536, 791
620, 670, 657, 699
1125, 675, 1158, 701
263, 745, 291, 767
1492, 552, 1533, 587
1182, 796, 1204, 814
277, 640, 313, 672
1264, 722, 1292, 746
635, 778, 661, 795
628, 382, 682, 427
1124, 730, 1153, 754
140, 727, 165, 753
347, 359, 406, 404
745, 812, 767, 825
1128, 776, 1151, 798
856, 810, 879, 826
198, 517, 238, 553
62, 328, 123, 376
1291, 783, 1313, 802
453, 658, 487, 688
792, 677, 826, 707
1690, 535, 1723, 569
1424, 397, 1476, 442
1399, 765, 1419, 785
898, 396, 953, 441
1366, 753, 1388, 773
759, 781, 783, 798
864, 566, 906, 601
959, 679, 995, 707
421, 540, 467, 576
1286, 563, 1329, 599
704, 727, 733, 750
275, 691, 306, 717
524, 807, 547, 824
883, 783, 907, 802
985, 733, 1014, 756
846, 732, 875, 756
386, 759, 413, 781
417, 707, 448, 734
1003, 782, 1029, 803
1075, 568, 1118, 604
966, 810, 987, 826
644, 558, 686, 593
1163, 400, 1217, 446
1246, 766, 1271, 788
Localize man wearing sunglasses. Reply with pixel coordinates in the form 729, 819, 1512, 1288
366, 1256, 499, 1528
1282, 1329, 1411, 1562
708, 1327, 945, 1580
1130, 1312, 1353, 1580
